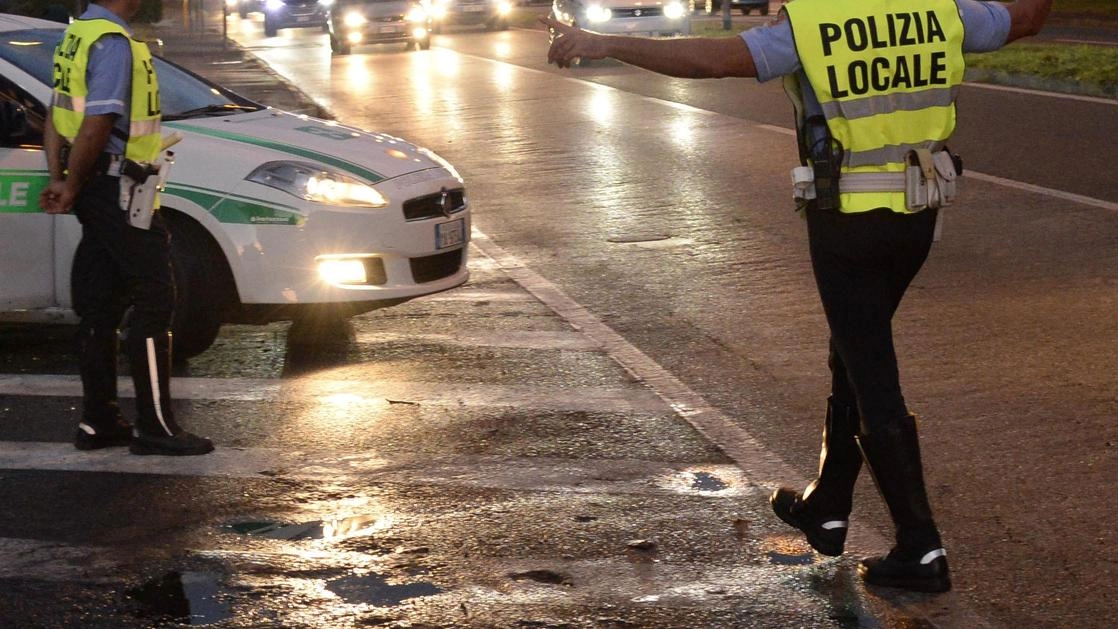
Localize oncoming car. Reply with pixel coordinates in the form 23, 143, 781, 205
327, 0, 432, 55
0, 14, 470, 359
426, 0, 513, 33
262, 0, 332, 37
549, 0, 692, 42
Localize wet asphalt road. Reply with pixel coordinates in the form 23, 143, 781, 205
1, 6, 1116, 628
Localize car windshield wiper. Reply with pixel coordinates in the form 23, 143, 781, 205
164, 103, 260, 120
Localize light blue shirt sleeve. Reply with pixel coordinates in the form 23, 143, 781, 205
742, 0, 1014, 83
78, 4, 134, 154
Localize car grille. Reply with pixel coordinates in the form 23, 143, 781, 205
402, 189, 467, 221
615, 7, 663, 17
411, 248, 464, 283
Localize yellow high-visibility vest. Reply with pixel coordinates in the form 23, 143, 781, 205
51, 18, 161, 164
783, 0, 965, 213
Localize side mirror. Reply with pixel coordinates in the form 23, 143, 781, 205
0, 101, 29, 141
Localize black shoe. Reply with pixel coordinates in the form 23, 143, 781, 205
770, 487, 848, 556
74, 417, 133, 450
858, 546, 952, 593
130, 430, 214, 456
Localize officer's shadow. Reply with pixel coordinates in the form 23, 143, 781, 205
280, 316, 356, 377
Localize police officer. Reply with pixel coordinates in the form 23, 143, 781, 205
544, 0, 1052, 593
40, 0, 213, 456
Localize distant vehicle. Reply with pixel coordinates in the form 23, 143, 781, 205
548, 0, 692, 48
328, 0, 432, 54
426, 0, 512, 33
704, 0, 769, 15
262, 0, 332, 37
0, 13, 470, 358
225, 0, 262, 18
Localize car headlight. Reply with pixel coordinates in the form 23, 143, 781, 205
495, 1, 512, 15
406, 5, 427, 22
225, 0, 238, 8
247, 161, 388, 208
265, 0, 284, 11
585, 5, 611, 22
663, 1, 685, 19
343, 10, 367, 27
319, 0, 335, 7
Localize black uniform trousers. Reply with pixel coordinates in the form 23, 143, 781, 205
805, 205, 937, 435
71, 170, 176, 430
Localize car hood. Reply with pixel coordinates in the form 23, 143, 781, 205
165, 109, 451, 184
342, 0, 415, 16
590, 0, 681, 8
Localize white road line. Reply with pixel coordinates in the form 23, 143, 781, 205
469, 230, 801, 484
0, 374, 666, 412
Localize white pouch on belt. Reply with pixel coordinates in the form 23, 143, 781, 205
118, 134, 182, 230
905, 148, 958, 212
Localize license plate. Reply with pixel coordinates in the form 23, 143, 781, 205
435, 218, 465, 250
379, 25, 401, 33
464, 5, 484, 11
296, 15, 309, 22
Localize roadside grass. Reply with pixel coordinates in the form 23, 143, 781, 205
965, 42, 1118, 91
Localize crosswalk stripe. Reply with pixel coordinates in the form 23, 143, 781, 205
354, 330, 601, 351
0, 441, 754, 494
0, 374, 666, 411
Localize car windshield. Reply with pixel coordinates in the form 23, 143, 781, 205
0, 28, 264, 119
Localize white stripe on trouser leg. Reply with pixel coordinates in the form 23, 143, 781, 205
920, 548, 947, 564
146, 337, 173, 436
821, 520, 848, 530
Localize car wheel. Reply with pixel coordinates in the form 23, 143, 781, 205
166, 213, 233, 361
761, 4, 770, 15
739, 7, 751, 15
238, 7, 248, 18
419, 37, 431, 50
264, 18, 278, 37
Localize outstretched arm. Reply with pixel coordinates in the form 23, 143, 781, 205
540, 16, 757, 79
1005, 0, 1053, 44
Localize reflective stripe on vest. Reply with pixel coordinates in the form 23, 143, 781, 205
51, 18, 161, 164
784, 0, 965, 213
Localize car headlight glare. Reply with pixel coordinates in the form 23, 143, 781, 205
586, 5, 611, 22
318, 0, 335, 6
265, 0, 284, 11
343, 11, 367, 27
406, 6, 427, 22
663, 2, 685, 19
247, 161, 388, 208
585, 5, 612, 22
496, 1, 512, 15
317, 257, 368, 285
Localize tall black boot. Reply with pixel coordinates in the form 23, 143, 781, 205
74, 325, 132, 450
770, 397, 862, 556
856, 414, 951, 592
127, 331, 213, 456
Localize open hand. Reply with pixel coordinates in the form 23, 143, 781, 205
539, 16, 607, 68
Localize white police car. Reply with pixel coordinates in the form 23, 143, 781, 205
0, 13, 470, 358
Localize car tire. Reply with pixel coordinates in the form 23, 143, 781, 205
264, 18, 278, 37
419, 37, 431, 50
166, 213, 233, 361
238, 7, 248, 18
330, 35, 351, 54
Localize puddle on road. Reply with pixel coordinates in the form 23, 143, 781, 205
128, 571, 234, 626
327, 572, 444, 606
221, 514, 389, 541
690, 471, 729, 492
